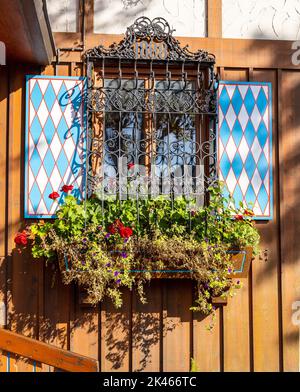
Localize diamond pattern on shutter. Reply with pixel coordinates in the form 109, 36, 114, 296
218, 81, 273, 220
25, 76, 86, 218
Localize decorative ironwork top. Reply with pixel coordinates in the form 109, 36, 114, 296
85, 16, 215, 63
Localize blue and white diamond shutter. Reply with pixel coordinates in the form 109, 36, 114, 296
218, 81, 273, 220
25, 75, 86, 218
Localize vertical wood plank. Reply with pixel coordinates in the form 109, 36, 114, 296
207, 0, 222, 38
251, 69, 280, 371
163, 280, 193, 372
193, 308, 221, 372
70, 289, 99, 363
280, 70, 300, 371
222, 68, 251, 372
132, 281, 161, 372
39, 266, 70, 372
101, 289, 131, 371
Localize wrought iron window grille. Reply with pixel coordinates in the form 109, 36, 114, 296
84, 16, 219, 205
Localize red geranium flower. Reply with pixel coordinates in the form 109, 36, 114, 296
119, 226, 133, 238
49, 192, 60, 200
14, 231, 28, 246
114, 219, 124, 229
108, 224, 117, 234
108, 219, 124, 234
234, 214, 244, 221
61, 184, 74, 193
128, 163, 134, 170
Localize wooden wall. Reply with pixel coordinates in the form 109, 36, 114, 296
0, 35, 300, 371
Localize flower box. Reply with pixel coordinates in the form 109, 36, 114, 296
77, 247, 253, 307
124, 246, 253, 279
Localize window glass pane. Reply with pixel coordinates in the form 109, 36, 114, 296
101, 79, 145, 194
94, 0, 206, 37
155, 113, 197, 196
98, 78, 201, 197
46, 0, 79, 32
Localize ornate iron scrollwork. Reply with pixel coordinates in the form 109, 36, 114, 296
85, 16, 215, 63
84, 17, 218, 201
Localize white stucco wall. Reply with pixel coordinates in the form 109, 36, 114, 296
223, 0, 300, 40
93, 0, 206, 37
46, 0, 79, 33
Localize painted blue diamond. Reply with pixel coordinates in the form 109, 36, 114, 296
233, 184, 243, 209
245, 183, 256, 206
244, 120, 256, 147
219, 119, 231, 146
257, 121, 268, 148
30, 149, 42, 178
220, 151, 231, 180
57, 149, 69, 178
232, 119, 243, 147
257, 152, 268, 180
244, 152, 256, 180
31, 83, 43, 112
43, 149, 55, 178
231, 87, 243, 115
219, 87, 230, 115
244, 88, 255, 116
29, 182, 41, 212
31, 116, 43, 145
44, 116, 56, 145
257, 88, 268, 116
257, 184, 268, 213
44, 182, 54, 212
44, 82, 56, 112
232, 152, 243, 180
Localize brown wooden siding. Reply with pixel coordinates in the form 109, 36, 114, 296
0, 37, 299, 371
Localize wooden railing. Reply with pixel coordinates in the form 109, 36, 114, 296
0, 328, 99, 372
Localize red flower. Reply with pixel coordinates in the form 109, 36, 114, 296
14, 231, 28, 246
114, 219, 124, 229
234, 214, 244, 221
108, 224, 117, 234
119, 226, 133, 238
49, 192, 60, 200
244, 209, 254, 217
61, 184, 74, 193
108, 219, 124, 235
128, 163, 134, 170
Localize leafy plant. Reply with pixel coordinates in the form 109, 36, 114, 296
15, 182, 260, 320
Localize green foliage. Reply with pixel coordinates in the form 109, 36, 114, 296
23, 182, 260, 318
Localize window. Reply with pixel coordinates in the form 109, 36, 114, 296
85, 17, 218, 202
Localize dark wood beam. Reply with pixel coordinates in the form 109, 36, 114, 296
207, 0, 222, 38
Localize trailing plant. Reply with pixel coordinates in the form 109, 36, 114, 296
14, 182, 260, 318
